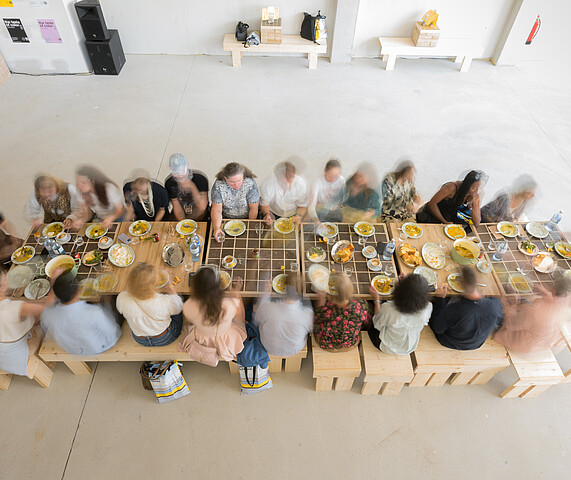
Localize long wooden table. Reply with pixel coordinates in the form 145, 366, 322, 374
387, 222, 502, 297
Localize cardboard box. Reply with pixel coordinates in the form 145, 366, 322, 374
261, 18, 282, 44
412, 21, 440, 47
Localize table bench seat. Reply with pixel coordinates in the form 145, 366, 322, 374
311, 335, 361, 391
228, 342, 308, 374
223, 34, 326, 69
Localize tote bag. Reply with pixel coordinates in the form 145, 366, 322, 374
140, 361, 190, 404
239, 365, 273, 396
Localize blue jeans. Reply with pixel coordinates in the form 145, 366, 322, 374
132, 313, 183, 347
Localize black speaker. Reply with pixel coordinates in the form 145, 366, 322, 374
75, 0, 110, 41
85, 30, 126, 75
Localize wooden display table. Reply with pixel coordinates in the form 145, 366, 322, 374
223, 33, 326, 69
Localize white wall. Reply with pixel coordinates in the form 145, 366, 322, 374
0, 0, 90, 73
353, 0, 516, 58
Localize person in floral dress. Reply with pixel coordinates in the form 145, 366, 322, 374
314, 274, 372, 351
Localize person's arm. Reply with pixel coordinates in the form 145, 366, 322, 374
427, 183, 456, 224
186, 181, 208, 220
368, 285, 381, 315
293, 207, 306, 225
21, 302, 48, 322
260, 204, 274, 225
170, 198, 186, 221
154, 208, 166, 222
469, 191, 481, 226
429, 284, 449, 333
246, 181, 260, 220
102, 203, 125, 228
24, 194, 44, 229
248, 202, 259, 220
211, 202, 224, 241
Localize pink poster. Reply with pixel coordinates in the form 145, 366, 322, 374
37, 18, 62, 43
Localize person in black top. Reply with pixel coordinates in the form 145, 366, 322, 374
430, 266, 503, 350
123, 177, 170, 222
164, 153, 209, 221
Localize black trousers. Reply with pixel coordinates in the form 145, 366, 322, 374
367, 327, 382, 350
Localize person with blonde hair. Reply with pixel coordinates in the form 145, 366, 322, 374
24, 174, 82, 229
116, 263, 183, 346
313, 274, 372, 351
123, 177, 170, 222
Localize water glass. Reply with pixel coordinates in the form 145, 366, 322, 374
487, 238, 498, 251
255, 223, 265, 236
184, 261, 194, 273
399, 230, 408, 242
439, 239, 449, 252
290, 262, 299, 272
492, 241, 508, 261
167, 225, 176, 237
344, 265, 354, 277
517, 261, 532, 276
358, 235, 366, 246
74, 236, 85, 249
384, 265, 395, 277
217, 231, 226, 244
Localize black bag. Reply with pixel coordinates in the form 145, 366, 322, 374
236, 21, 249, 42
300, 12, 316, 42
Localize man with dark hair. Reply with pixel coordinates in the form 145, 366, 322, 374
429, 266, 503, 350
41, 276, 121, 355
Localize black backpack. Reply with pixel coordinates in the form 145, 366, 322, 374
236, 21, 249, 42
300, 11, 325, 42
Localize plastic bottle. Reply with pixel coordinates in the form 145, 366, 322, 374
545, 210, 563, 231
190, 239, 201, 262
382, 238, 396, 261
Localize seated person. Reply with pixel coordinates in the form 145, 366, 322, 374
124, 177, 170, 222
41, 276, 121, 355
429, 267, 502, 350
211, 163, 260, 242
24, 174, 82, 229
260, 161, 309, 225
416, 170, 486, 226
253, 273, 313, 357
75, 165, 126, 229
164, 153, 209, 221
314, 274, 372, 351
381, 160, 422, 222
0, 268, 53, 376
368, 273, 432, 355
481, 174, 537, 223
0, 213, 23, 265
180, 267, 246, 362
308, 158, 345, 223
494, 277, 570, 354
342, 164, 381, 223
116, 263, 183, 347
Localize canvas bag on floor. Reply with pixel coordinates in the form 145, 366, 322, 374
239, 365, 273, 396
141, 361, 190, 404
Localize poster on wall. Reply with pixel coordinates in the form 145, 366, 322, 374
38, 19, 62, 43
29, 0, 49, 6
0, 0, 14, 7
3, 18, 29, 43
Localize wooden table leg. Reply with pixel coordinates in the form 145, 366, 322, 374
308, 53, 318, 69
284, 357, 302, 372
386, 54, 397, 71
519, 384, 552, 398
232, 51, 242, 67
426, 372, 450, 386
361, 381, 383, 395
315, 377, 333, 391
268, 359, 283, 373
460, 56, 472, 72
64, 361, 92, 375
381, 382, 405, 396
501, 383, 530, 398
449, 371, 477, 386
469, 368, 502, 385
334, 376, 354, 391
409, 372, 432, 387
0, 373, 13, 390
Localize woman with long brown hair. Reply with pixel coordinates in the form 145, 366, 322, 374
181, 267, 246, 361
75, 165, 125, 228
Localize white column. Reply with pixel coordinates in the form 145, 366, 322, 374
330, 0, 361, 64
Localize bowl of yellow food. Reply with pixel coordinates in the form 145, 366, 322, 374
219, 271, 231, 290
85, 223, 108, 240
11, 246, 35, 265
45, 255, 78, 279
444, 224, 466, 240
274, 217, 295, 234
451, 239, 481, 266
273, 274, 288, 294
353, 221, 375, 237
402, 222, 423, 238
371, 275, 394, 296
497, 221, 519, 238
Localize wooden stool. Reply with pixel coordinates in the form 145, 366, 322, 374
311, 335, 361, 391
501, 348, 565, 398
228, 342, 308, 374
410, 328, 509, 387
0, 325, 54, 390
359, 332, 414, 395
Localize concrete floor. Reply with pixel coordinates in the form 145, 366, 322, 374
0, 55, 570, 479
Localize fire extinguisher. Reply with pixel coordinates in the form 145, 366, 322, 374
525, 15, 541, 45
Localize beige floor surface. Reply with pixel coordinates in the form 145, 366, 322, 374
0, 55, 570, 479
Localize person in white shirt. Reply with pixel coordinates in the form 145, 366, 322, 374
75, 165, 125, 229
260, 161, 309, 225
308, 158, 345, 222
117, 263, 183, 347
253, 273, 313, 357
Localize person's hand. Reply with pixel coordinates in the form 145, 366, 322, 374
166, 281, 176, 294
436, 283, 448, 298
368, 285, 379, 301
316, 290, 326, 305
31, 219, 42, 230
292, 214, 302, 225
102, 217, 113, 229
214, 227, 223, 243
62, 218, 73, 229
51, 266, 65, 280
263, 213, 273, 226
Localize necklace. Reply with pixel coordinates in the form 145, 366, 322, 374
138, 184, 155, 218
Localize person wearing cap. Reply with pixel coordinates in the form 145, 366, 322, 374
164, 153, 209, 221
123, 177, 170, 222
252, 273, 313, 357
41, 276, 121, 356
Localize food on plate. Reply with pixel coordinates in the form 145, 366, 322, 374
157, 270, 169, 288
274, 275, 287, 294
403, 223, 422, 237
43, 222, 64, 237
555, 241, 571, 259
130, 220, 151, 236
275, 217, 294, 233
333, 244, 354, 263
509, 274, 531, 293
519, 240, 538, 256
421, 243, 445, 269
499, 222, 518, 237
95, 273, 118, 292
219, 271, 231, 289
11, 246, 34, 264
83, 250, 103, 266
398, 243, 421, 267
373, 276, 393, 294
532, 253, 556, 273
88, 224, 106, 239
447, 274, 464, 293
354, 222, 374, 236
224, 220, 245, 235
307, 246, 325, 260
108, 244, 134, 267
445, 225, 466, 240
454, 244, 476, 259
526, 222, 548, 239
325, 224, 336, 235
176, 220, 198, 235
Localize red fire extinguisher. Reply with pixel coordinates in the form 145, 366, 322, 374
525, 15, 541, 45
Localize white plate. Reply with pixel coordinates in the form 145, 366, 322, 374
444, 224, 466, 240
222, 255, 237, 269
353, 221, 375, 237
476, 260, 492, 274
525, 222, 548, 239
532, 252, 557, 274
55, 232, 71, 244
11, 245, 35, 265
421, 242, 446, 270
176, 219, 198, 236
367, 258, 383, 271
157, 269, 169, 288
224, 220, 246, 237
85, 223, 108, 240
98, 236, 113, 250
42, 222, 64, 238
306, 246, 326, 263
508, 274, 532, 294
497, 221, 519, 238
219, 271, 231, 290
401, 222, 423, 238
447, 273, 465, 293
554, 241, 571, 259
94, 272, 118, 293
362, 245, 377, 259
274, 217, 295, 234
272, 274, 287, 295
414, 266, 437, 286
129, 220, 151, 237
317, 222, 338, 239
24, 278, 50, 300
371, 275, 394, 296
108, 243, 135, 267
307, 264, 330, 293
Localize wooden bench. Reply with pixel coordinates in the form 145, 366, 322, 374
38, 322, 191, 374
378, 37, 476, 72
311, 335, 361, 391
228, 342, 308, 374
0, 325, 54, 390
561, 325, 571, 382
223, 34, 327, 69
501, 348, 565, 398
409, 328, 509, 387
359, 332, 414, 395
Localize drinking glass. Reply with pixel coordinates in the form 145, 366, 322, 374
290, 262, 299, 272
517, 261, 532, 276
184, 261, 194, 273
399, 230, 408, 242
439, 239, 449, 252
255, 223, 265, 237
130, 236, 140, 246
344, 265, 354, 277
217, 231, 226, 244
487, 238, 498, 251
384, 265, 395, 277
167, 224, 176, 237
74, 236, 84, 249
358, 235, 366, 247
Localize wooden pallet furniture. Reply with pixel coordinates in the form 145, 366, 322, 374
0, 325, 54, 390
311, 335, 361, 391
359, 332, 414, 395
38, 322, 192, 374
228, 343, 308, 374
500, 348, 565, 398
378, 37, 476, 72
409, 328, 509, 387
223, 34, 327, 69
